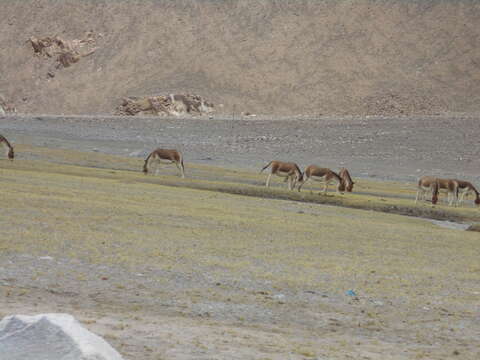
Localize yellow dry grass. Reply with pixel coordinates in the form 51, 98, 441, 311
1, 145, 479, 310
10, 143, 480, 223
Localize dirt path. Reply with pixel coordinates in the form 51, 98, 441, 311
2, 114, 480, 183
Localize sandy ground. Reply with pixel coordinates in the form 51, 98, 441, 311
1, 114, 480, 360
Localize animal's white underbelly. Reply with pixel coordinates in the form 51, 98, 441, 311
438, 188, 452, 193
309, 175, 329, 182
153, 158, 174, 164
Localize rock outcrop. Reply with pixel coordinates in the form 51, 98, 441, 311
117, 94, 214, 117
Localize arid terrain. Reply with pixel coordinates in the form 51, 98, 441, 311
1, 114, 480, 360
1, 0, 480, 359
1, 0, 480, 116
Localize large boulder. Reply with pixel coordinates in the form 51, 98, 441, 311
0, 313, 123, 360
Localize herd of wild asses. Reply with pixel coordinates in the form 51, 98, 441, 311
1, 134, 479, 207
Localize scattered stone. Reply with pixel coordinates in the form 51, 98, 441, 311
39, 256, 54, 261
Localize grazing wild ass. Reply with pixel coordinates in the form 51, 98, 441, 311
455, 179, 480, 206
143, 148, 185, 178
339, 167, 354, 192
415, 176, 440, 205
297, 165, 345, 194
260, 160, 303, 190
0, 135, 14, 160
436, 178, 460, 206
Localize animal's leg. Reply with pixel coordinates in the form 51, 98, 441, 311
453, 191, 459, 207
297, 177, 308, 192
415, 189, 420, 204
175, 162, 185, 178
265, 173, 272, 187
153, 160, 161, 176
322, 183, 328, 195
448, 191, 458, 207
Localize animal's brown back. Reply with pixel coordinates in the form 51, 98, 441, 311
436, 178, 457, 192
272, 161, 299, 174
305, 166, 339, 180
152, 148, 181, 162
418, 176, 437, 187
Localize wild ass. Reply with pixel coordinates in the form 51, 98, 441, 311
260, 160, 303, 190
415, 176, 440, 205
436, 178, 460, 206
454, 179, 480, 206
143, 148, 185, 178
297, 165, 345, 194
0, 135, 14, 160
339, 167, 354, 192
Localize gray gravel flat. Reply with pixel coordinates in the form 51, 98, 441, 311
1, 114, 479, 183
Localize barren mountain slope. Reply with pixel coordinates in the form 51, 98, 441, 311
1, 0, 480, 116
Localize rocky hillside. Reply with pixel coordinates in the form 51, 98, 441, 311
1, 0, 480, 116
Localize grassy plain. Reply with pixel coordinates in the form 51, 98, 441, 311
1, 145, 479, 359
1, 145, 479, 293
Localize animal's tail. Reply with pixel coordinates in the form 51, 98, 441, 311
143, 152, 153, 174
260, 161, 273, 173
432, 179, 439, 204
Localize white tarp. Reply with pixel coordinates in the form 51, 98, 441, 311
0, 313, 123, 360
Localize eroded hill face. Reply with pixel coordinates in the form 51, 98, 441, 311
1, 0, 480, 116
